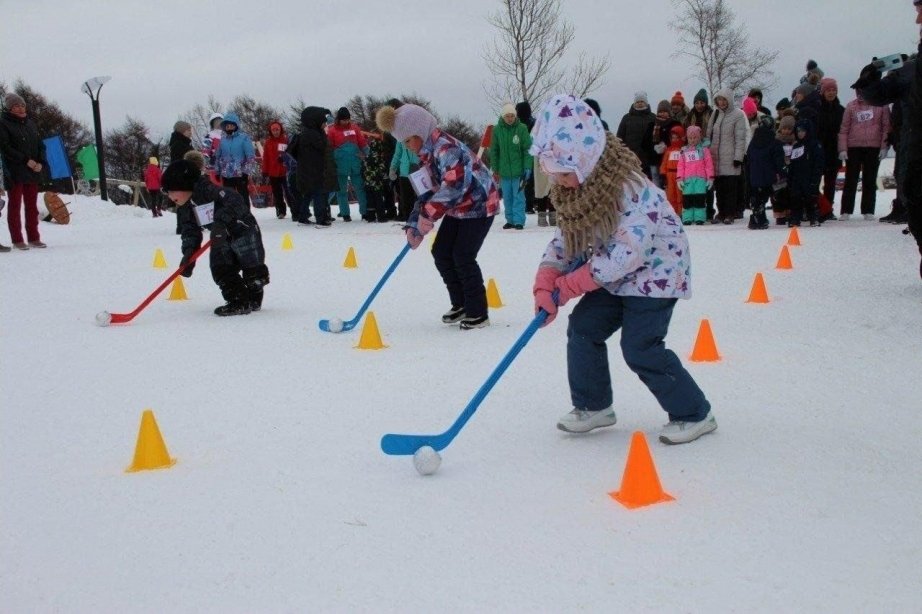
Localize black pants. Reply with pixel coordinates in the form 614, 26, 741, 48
841, 147, 881, 215
789, 192, 818, 225
431, 215, 494, 319
749, 186, 772, 226
822, 161, 839, 206
210, 227, 268, 304
714, 176, 738, 220
269, 176, 288, 217
523, 173, 535, 212
221, 176, 251, 208
396, 177, 416, 222
365, 187, 389, 221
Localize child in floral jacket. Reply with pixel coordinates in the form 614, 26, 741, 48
530, 94, 715, 445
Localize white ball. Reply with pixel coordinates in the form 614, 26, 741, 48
413, 446, 441, 476
328, 318, 344, 333
95, 311, 112, 327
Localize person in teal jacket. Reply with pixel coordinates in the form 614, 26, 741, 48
389, 139, 420, 222
327, 107, 368, 221
490, 103, 532, 229
215, 111, 257, 207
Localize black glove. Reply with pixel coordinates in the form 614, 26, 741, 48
850, 63, 881, 90
179, 249, 196, 278
733, 160, 743, 168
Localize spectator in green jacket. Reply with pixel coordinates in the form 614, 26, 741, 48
490, 102, 532, 230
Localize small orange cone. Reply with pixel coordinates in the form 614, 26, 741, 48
745, 272, 770, 304
787, 227, 801, 246
167, 277, 188, 301
610, 432, 675, 509
281, 233, 294, 251
126, 409, 176, 472
152, 248, 168, 268
690, 319, 721, 362
486, 278, 504, 308
776, 245, 794, 270
355, 311, 387, 350
343, 247, 358, 268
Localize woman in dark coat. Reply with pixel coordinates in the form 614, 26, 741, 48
0, 93, 46, 249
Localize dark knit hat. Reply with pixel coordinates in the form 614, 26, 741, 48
160, 159, 201, 191
583, 98, 602, 117
776, 97, 792, 111
3, 93, 25, 109
693, 88, 708, 104
806, 59, 818, 71
335, 106, 351, 121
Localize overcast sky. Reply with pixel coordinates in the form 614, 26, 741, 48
1, 0, 914, 143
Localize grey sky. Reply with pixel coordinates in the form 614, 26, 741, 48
0, 0, 913, 143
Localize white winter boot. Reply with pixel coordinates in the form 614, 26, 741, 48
658, 412, 717, 444
557, 407, 617, 433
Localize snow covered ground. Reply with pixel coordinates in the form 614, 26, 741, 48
1, 186, 921, 612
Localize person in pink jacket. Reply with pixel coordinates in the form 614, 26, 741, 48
837, 92, 891, 219
143, 156, 163, 217
676, 126, 714, 225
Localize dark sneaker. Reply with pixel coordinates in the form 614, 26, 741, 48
514, 224, 524, 230
214, 302, 252, 316
502, 223, 514, 229
441, 305, 465, 324
459, 315, 490, 330
0, 244, 11, 253
342, 216, 352, 222
13, 242, 29, 250
28, 240, 47, 248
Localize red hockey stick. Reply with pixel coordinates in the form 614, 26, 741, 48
96, 240, 212, 326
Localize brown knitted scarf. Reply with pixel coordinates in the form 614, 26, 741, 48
550, 133, 644, 259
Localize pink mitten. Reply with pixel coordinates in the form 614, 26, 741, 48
406, 228, 423, 249
417, 216, 434, 235
554, 263, 600, 306
533, 267, 563, 326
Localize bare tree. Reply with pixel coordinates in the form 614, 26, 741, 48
483, 0, 611, 107
670, 0, 778, 98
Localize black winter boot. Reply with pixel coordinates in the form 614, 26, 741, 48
214, 301, 252, 316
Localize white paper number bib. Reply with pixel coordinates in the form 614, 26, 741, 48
194, 201, 215, 227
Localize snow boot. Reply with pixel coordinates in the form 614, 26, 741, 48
214, 301, 252, 316
659, 412, 717, 444
557, 406, 617, 433
538, 212, 548, 227
441, 305, 465, 324
459, 315, 490, 330
548, 211, 557, 226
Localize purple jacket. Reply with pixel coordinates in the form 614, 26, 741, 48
838, 99, 891, 152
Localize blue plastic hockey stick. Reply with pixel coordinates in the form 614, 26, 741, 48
319, 242, 412, 333
380, 308, 550, 455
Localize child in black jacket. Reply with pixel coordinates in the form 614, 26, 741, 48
746, 116, 786, 229
161, 152, 269, 315
787, 119, 825, 227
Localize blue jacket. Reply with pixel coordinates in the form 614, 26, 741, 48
215, 112, 256, 178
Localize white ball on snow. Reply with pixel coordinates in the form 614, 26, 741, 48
95, 311, 112, 327
328, 318, 344, 333
413, 446, 441, 476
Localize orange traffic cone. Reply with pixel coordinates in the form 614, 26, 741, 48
126, 409, 176, 472
355, 311, 387, 350
776, 245, 794, 270
787, 227, 801, 246
609, 432, 675, 509
745, 272, 770, 304
690, 319, 721, 362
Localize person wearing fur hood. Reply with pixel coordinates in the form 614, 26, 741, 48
706, 88, 747, 223
530, 94, 715, 445
376, 103, 499, 330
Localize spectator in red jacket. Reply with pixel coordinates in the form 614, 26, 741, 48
143, 156, 163, 217
262, 120, 290, 219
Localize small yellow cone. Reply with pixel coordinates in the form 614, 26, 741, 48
167, 277, 188, 301
355, 311, 387, 350
152, 248, 168, 268
343, 246, 358, 268
126, 409, 176, 473
281, 233, 294, 251
486, 278, 505, 308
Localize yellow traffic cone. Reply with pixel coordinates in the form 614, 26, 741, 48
355, 311, 387, 350
152, 248, 168, 268
486, 278, 505, 308
126, 409, 176, 472
281, 233, 294, 251
167, 277, 188, 301
343, 247, 358, 268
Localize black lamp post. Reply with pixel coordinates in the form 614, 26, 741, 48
81, 76, 111, 201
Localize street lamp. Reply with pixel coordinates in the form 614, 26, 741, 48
82, 76, 111, 201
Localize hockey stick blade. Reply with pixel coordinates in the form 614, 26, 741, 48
107, 240, 212, 324
380, 309, 548, 455
318, 242, 411, 333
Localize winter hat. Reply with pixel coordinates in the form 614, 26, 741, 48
148, 157, 158, 165
583, 98, 602, 117
376, 104, 438, 142
208, 112, 223, 128
713, 88, 734, 106
528, 94, 606, 183
670, 91, 685, 106
779, 115, 796, 131
794, 83, 814, 98
669, 124, 686, 140
806, 59, 818, 72
501, 102, 516, 117
183, 150, 206, 171
515, 101, 533, 121
820, 78, 838, 95
335, 106, 351, 121
173, 120, 191, 134
693, 88, 708, 104
221, 112, 240, 130
776, 97, 792, 111
3, 92, 25, 109
742, 97, 758, 118
160, 159, 201, 191
656, 99, 671, 114
686, 125, 702, 140
633, 91, 649, 105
